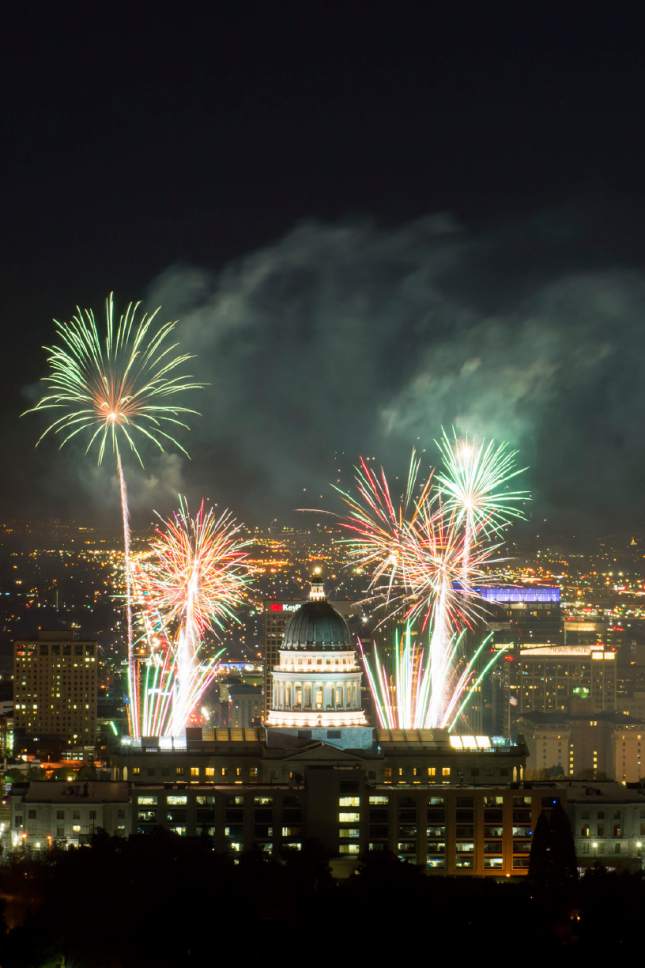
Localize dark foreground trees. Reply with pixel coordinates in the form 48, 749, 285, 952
0, 831, 644, 964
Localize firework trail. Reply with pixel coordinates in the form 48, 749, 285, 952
25, 293, 203, 735
139, 498, 252, 736
360, 624, 507, 730
407, 495, 499, 725
435, 427, 530, 572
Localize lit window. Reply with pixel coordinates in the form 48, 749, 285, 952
167, 795, 187, 806
339, 844, 359, 855
368, 796, 389, 805
339, 828, 360, 838
339, 796, 360, 807
427, 767, 436, 777
338, 812, 360, 822
190, 767, 200, 778
442, 768, 451, 777
205, 767, 215, 778
72, 824, 81, 833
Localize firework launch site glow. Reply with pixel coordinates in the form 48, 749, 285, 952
337, 429, 529, 730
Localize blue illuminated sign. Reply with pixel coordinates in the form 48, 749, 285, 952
473, 585, 560, 604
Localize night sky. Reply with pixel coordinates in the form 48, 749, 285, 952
2, 9, 645, 539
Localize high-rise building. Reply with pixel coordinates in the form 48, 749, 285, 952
520, 713, 645, 783
477, 585, 563, 646
262, 599, 300, 720
511, 644, 617, 717
13, 631, 98, 750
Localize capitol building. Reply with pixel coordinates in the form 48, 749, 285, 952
266, 578, 369, 746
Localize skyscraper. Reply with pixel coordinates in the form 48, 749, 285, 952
262, 599, 300, 720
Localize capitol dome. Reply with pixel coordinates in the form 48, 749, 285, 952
283, 599, 352, 650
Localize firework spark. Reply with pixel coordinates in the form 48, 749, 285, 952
337, 440, 528, 730
26, 292, 202, 465
25, 293, 203, 735
435, 427, 530, 568
336, 454, 495, 631
333, 451, 433, 622
135, 498, 253, 736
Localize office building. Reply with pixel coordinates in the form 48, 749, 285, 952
262, 599, 300, 720
14, 631, 98, 751
520, 713, 645, 782
214, 682, 262, 728
10, 780, 130, 848
511, 644, 617, 717
477, 585, 563, 646
565, 781, 645, 872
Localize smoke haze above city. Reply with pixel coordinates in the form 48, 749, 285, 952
15, 201, 643, 539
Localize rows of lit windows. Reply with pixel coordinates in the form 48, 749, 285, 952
130, 764, 260, 780
383, 766, 451, 784
338, 784, 361, 855
135, 791, 302, 850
